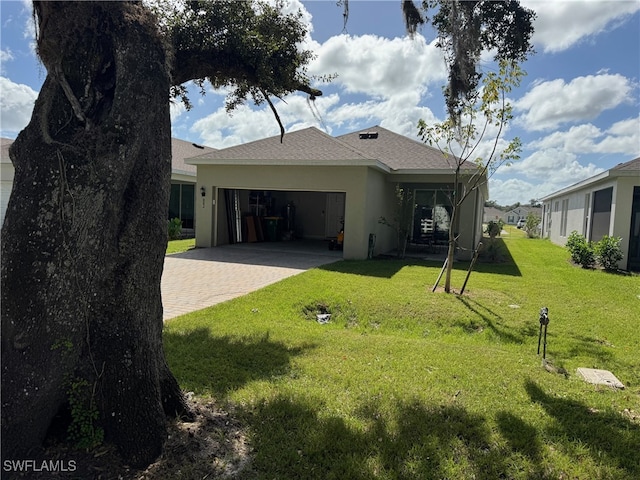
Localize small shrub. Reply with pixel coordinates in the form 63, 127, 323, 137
485, 220, 504, 239
524, 212, 541, 238
594, 235, 623, 271
67, 378, 104, 450
168, 217, 182, 240
565, 231, 595, 268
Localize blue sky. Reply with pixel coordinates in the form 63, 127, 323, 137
1, 0, 639, 205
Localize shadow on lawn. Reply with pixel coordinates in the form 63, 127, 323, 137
164, 328, 312, 398
318, 238, 521, 279
318, 258, 425, 278
525, 380, 640, 477
563, 333, 616, 365
238, 396, 549, 480
456, 297, 528, 344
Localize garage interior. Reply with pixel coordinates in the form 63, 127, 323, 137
216, 189, 346, 252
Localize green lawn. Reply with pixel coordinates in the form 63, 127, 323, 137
164, 235, 640, 479
166, 238, 195, 255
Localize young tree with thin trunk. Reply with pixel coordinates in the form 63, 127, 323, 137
1, 0, 321, 467
343, 0, 535, 291
392, 0, 535, 294
418, 60, 525, 293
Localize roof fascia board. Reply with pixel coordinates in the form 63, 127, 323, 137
389, 168, 481, 176
171, 172, 197, 182
540, 170, 612, 201
186, 157, 390, 173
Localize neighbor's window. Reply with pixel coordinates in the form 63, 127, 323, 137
560, 199, 569, 236
583, 193, 591, 237
169, 183, 195, 229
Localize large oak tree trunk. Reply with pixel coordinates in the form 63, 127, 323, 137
1, 2, 188, 467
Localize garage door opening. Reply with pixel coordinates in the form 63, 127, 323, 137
217, 189, 345, 249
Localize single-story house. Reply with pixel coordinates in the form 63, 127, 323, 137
483, 206, 505, 224
168, 138, 217, 233
504, 206, 542, 225
186, 125, 488, 260
0, 137, 215, 230
540, 156, 640, 272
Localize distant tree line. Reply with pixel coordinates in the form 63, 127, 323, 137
484, 199, 541, 210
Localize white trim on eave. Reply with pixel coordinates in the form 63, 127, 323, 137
171, 172, 196, 183
185, 157, 390, 173
540, 167, 638, 201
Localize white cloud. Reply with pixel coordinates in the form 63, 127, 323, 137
0, 48, 14, 75
0, 48, 14, 63
0, 76, 37, 134
503, 148, 604, 185
489, 177, 552, 206
606, 115, 640, 137
527, 116, 640, 156
523, 0, 640, 53
189, 87, 439, 150
190, 93, 341, 148
515, 74, 634, 131
491, 150, 607, 204
170, 99, 186, 122
329, 88, 438, 138
308, 33, 446, 100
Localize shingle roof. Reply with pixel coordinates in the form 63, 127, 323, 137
171, 138, 216, 176
611, 156, 640, 172
187, 127, 381, 166
187, 125, 473, 173
337, 125, 471, 171
1, 138, 14, 163
1, 137, 213, 174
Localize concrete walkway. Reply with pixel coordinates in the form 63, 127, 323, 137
161, 242, 342, 320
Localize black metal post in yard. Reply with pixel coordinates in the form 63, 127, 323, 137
537, 324, 543, 355
537, 307, 549, 359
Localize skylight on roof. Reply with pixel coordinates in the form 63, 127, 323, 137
358, 132, 378, 140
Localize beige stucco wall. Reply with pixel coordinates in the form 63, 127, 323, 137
612, 176, 637, 269
363, 168, 396, 257
195, 164, 383, 259
195, 165, 486, 260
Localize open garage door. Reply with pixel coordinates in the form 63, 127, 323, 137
217, 189, 345, 247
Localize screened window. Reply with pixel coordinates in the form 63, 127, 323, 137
168, 183, 195, 229
412, 189, 452, 245
590, 187, 613, 242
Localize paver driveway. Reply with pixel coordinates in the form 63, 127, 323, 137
161, 243, 341, 320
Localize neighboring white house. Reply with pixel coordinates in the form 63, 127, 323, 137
504, 206, 541, 225
0, 137, 215, 230
483, 205, 542, 225
540, 157, 640, 272
0, 138, 15, 226
187, 125, 488, 260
